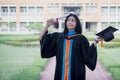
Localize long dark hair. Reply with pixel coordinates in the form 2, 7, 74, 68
63, 13, 82, 35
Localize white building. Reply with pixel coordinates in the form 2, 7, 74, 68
0, 0, 120, 34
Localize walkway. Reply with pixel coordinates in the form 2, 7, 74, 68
40, 57, 113, 80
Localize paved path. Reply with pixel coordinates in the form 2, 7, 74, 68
40, 57, 113, 80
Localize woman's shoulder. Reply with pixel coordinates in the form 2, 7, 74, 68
77, 34, 88, 41
49, 32, 63, 38
78, 34, 87, 39
51, 32, 62, 35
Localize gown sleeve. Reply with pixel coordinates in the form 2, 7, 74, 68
40, 31, 59, 58
81, 36, 97, 71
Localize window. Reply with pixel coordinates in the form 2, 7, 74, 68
118, 7, 120, 16
9, 22, 16, 31
0, 6, 1, 15
77, 3, 83, 5
29, 22, 34, 25
0, 22, 2, 27
101, 6, 108, 16
110, 6, 116, 16
86, 6, 97, 14
10, 7, 16, 13
101, 22, 108, 29
1, 22, 8, 32
36, 7, 43, 12
69, 3, 75, 5
48, 6, 59, 13
86, 22, 97, 32
118, 22, 120, 29
109, 22, 116, 27
55, 3, 59, 5
2, 22, 8, 26
28, 6, 35, 15
63, 6, 81, 16
20, 22, 26, 27
36, 7, 43, 15
1, 7, 8, 12
9, 7, 16, 15
61, 3, 67, 5
20, 22, 27, 30
36, 22, 43, 25
1, 6, 8, 16
9, 22, 16, 27
20, 7, 27, 13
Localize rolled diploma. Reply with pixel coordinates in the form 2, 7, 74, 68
53, 14, 69, 22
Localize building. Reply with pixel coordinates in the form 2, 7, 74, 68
0, 0, 120, 34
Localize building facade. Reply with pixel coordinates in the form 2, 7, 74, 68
0, 0, 120, 34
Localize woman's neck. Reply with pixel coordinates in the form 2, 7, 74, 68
68, 29, 75, 32
67, 30, 76, 36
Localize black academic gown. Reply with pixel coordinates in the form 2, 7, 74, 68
40, 31, 97, 80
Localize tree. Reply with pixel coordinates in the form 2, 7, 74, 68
26, 22, 43, 31
9, 22, 16, 31
0, 18, 8, 27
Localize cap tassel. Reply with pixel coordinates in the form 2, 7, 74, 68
100, 37, 103, 47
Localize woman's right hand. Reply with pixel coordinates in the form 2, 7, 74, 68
46, 18, 54, 28
39, 18, 54, 40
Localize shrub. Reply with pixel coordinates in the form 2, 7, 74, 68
102, 42, 120, 48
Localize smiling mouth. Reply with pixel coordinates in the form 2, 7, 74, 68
68, 25, 73, 27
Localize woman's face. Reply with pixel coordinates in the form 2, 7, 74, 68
66, 16, 76, 31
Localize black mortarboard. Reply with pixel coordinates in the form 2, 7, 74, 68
96, 26, 118, 42
96, 26, 118, 46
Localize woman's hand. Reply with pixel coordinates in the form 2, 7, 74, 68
93, 36, 101, 46
46, 18, 54, 28
39, 18, 54, 40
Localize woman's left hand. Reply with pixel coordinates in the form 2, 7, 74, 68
93, 36, 101, 46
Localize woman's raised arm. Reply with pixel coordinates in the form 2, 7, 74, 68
39, 18, 54, 40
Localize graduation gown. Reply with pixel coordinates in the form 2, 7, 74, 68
40, 31, 97, 80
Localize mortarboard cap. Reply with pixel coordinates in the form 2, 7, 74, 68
96, 26, 118, 46
96, 26, 118, 42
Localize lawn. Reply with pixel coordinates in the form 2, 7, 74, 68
98, 46, 120, 80
0, 34, 48, 80
0, 34, 120, 80
0, 34, 38, 41
0, 44, 48, 80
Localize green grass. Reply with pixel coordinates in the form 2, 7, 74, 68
0, 34, 38, 39
0, 34, 40, 47
0, 34, 120, 80
98, 47, 120, 80
0, 34, 39, 42
0, 44, 47, 80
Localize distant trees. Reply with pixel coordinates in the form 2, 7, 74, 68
26, 22, 43, 32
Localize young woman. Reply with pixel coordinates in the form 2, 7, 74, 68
39, 14, 100, 80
